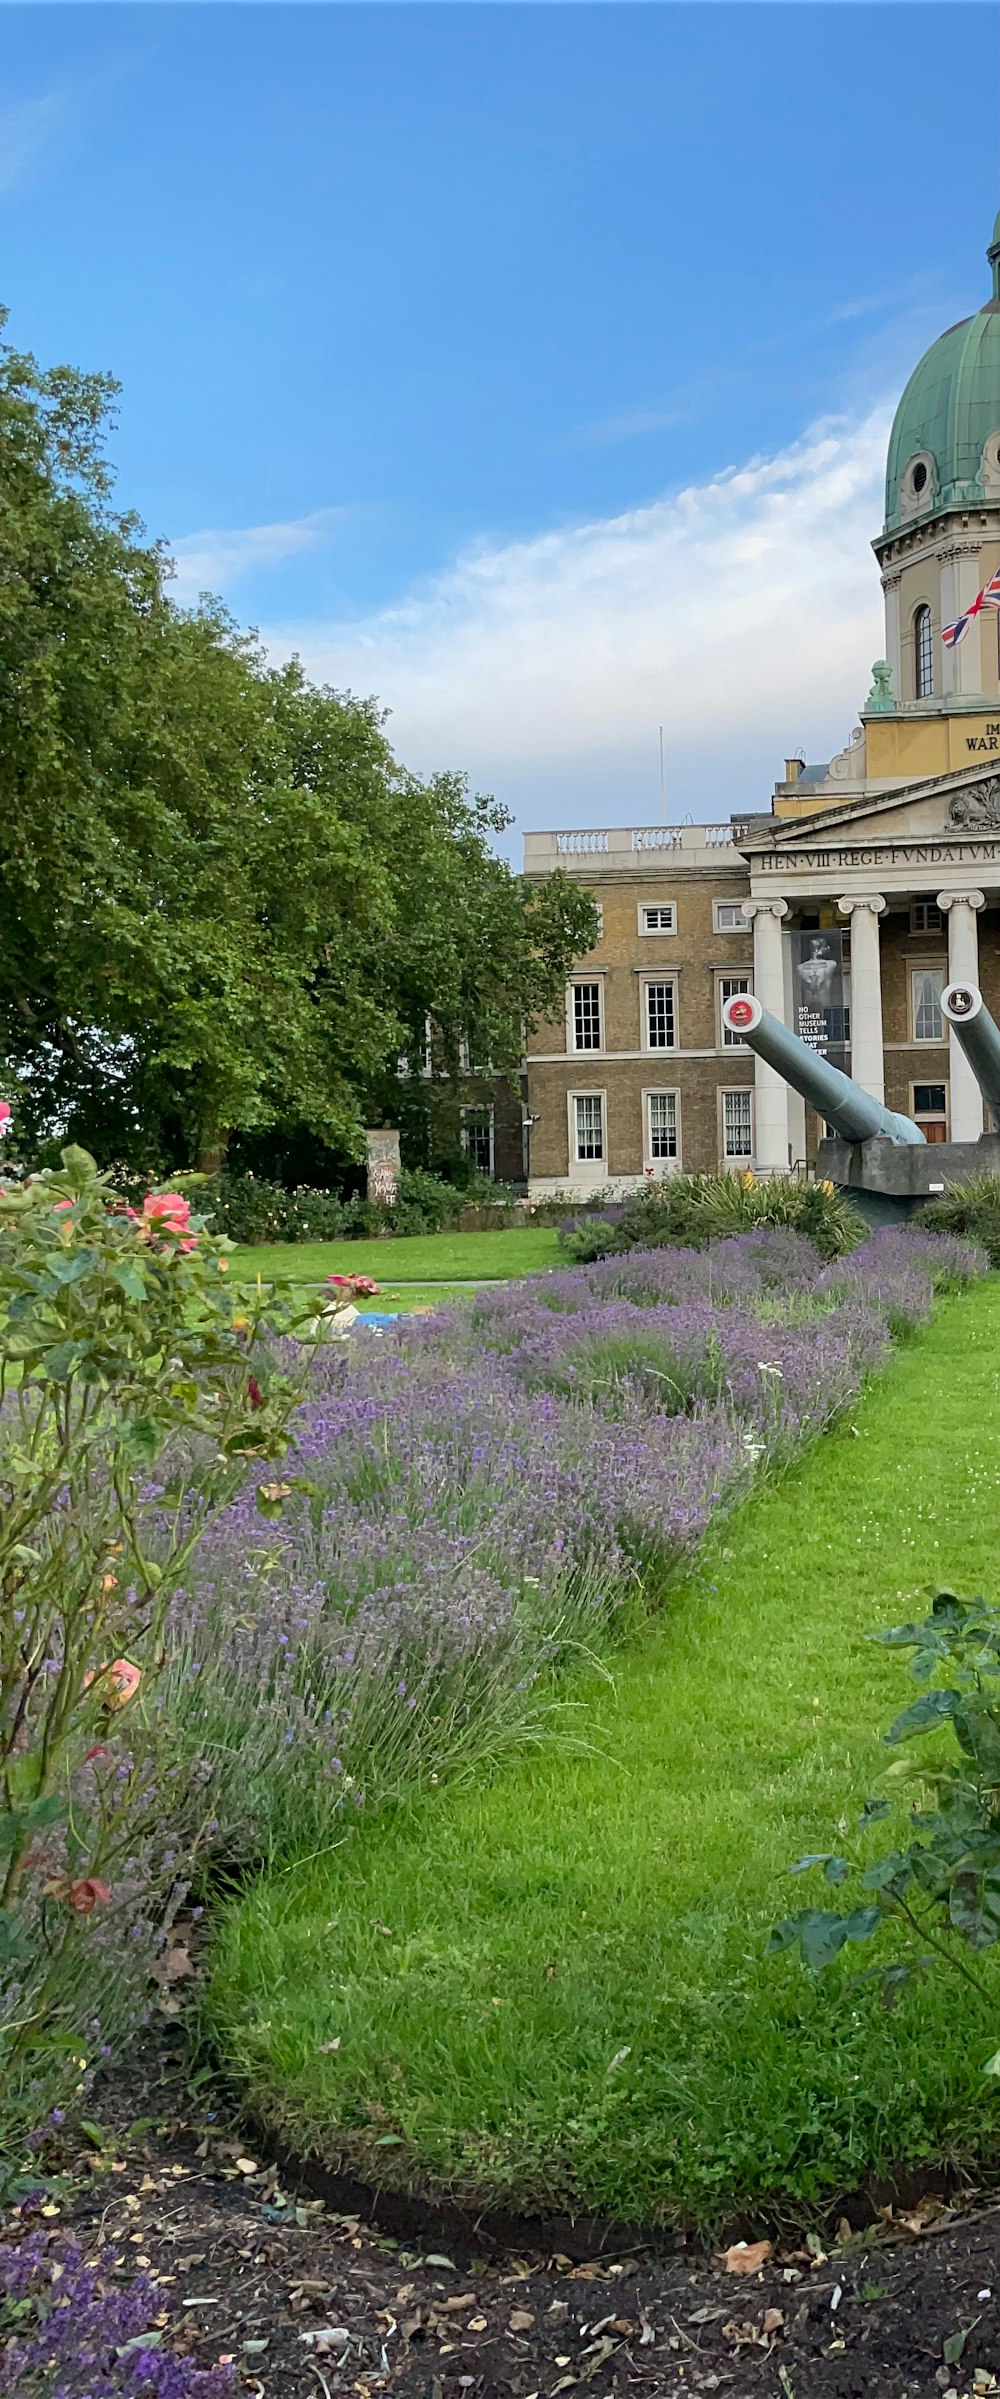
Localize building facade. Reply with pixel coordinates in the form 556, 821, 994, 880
524, 212, 1000, 1198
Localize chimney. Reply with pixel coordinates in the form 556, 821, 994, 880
784, 756, 805, 784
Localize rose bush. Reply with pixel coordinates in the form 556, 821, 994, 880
0, 1145, 310, 2173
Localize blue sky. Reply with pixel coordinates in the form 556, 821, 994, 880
3, 4, 999, 842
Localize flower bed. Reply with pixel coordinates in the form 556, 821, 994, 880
169, 1227, 986, 1863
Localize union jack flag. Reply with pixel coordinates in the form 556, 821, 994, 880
942, 565, 1000, 647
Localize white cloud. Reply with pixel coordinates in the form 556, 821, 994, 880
167, 508, 344, 605
0, 89, 69, 197
262, 410, 891, 830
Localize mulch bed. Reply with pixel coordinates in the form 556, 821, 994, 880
16, 2040, 1000, 2399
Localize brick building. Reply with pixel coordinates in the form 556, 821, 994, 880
521, 210, 1000, 1199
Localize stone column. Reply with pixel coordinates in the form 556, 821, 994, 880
937, 553, 959, 698
881, 568, 902, 697
937, 890, 986, 1140
837, 895, 886, 1105
955, 545, 986, 698
742, 900, 789, 1172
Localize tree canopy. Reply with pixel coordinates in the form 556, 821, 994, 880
0, 315, 597, 1173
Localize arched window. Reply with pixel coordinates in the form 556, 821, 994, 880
914, 604, 934, 699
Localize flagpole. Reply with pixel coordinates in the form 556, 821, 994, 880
658, 724, 665, 823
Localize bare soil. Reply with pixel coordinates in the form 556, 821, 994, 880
21, 2038, 1000, 2399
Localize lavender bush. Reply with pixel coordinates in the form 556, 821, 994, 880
0, 2224, 235, 2399
163, 1226, 986, 1863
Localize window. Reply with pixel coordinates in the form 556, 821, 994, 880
912, 967, 944, 1042
722, 1089, 753, 1162
714, 901, 748, 933
639, 903, 676, 935
647, 1090, 679, 1161
645, 980, 677, 1050
914, 604, 934, 699
720, 974, 752, 1045
912, 461, 928, 495
911, 900, 944, 935
461, 1105, 494, 1175
574, 1093, 604, 1161
912, 1083, 948, 1142
572, 981, 602, 1051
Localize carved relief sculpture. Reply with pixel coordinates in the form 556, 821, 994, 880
948, 779, 1000, 829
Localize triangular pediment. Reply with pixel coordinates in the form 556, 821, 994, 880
741, 759, 1000, 854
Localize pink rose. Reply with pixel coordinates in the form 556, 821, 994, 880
143, 1193, 191, 1228
67, 1876, 112, 1915
84, 1657, 141, 1711
0, 1102, 11, 1126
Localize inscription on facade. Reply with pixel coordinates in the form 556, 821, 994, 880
757, 840, 1000, 872
966, 724, 1000, 754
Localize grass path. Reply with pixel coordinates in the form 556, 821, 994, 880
208, 1283, 1000, 2229
231, 1226, 563, 1287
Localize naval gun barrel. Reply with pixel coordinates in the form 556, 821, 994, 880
941, 982, 1000, 1130
720, 994, 926, 1147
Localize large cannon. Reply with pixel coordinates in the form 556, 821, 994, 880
720, 993, 926, 1146
941, 982, 1000, 1132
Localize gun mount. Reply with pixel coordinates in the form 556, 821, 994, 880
720, 994, 926, 1147
941, 982, 1000, 1132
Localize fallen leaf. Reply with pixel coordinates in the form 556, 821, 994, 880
509, 2310, 536, 2332
234, 2158, 259, 2176
719, 2240, 773, 2276
762, 2308, 785, 2336
943, 2317, 982, 2367
150, 1945, 194, 1988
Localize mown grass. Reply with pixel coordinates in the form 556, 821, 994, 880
207, 1281, 1000, 2230
230, 1226, 563, 1286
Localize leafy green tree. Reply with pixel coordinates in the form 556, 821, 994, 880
0, 314, 596, 1172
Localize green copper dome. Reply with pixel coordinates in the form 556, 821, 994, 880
883, 212, 1000, 533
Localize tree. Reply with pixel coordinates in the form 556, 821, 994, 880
0, 315, 597, 1171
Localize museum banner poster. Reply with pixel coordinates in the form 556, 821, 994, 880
790, 930, 849, 1074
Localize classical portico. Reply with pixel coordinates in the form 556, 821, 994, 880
739, 761, 1000, 1165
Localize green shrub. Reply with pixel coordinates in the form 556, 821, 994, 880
206, 1174, 349, 1244
560, 1172, 864, 1265
771, 1589, 1000, 2051
207, 1165, 520, 1244
918, 1172, 1000, 1267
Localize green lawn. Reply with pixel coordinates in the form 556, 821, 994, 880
207, 1283, 1000, 2230
231, 1225, 563, 1287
